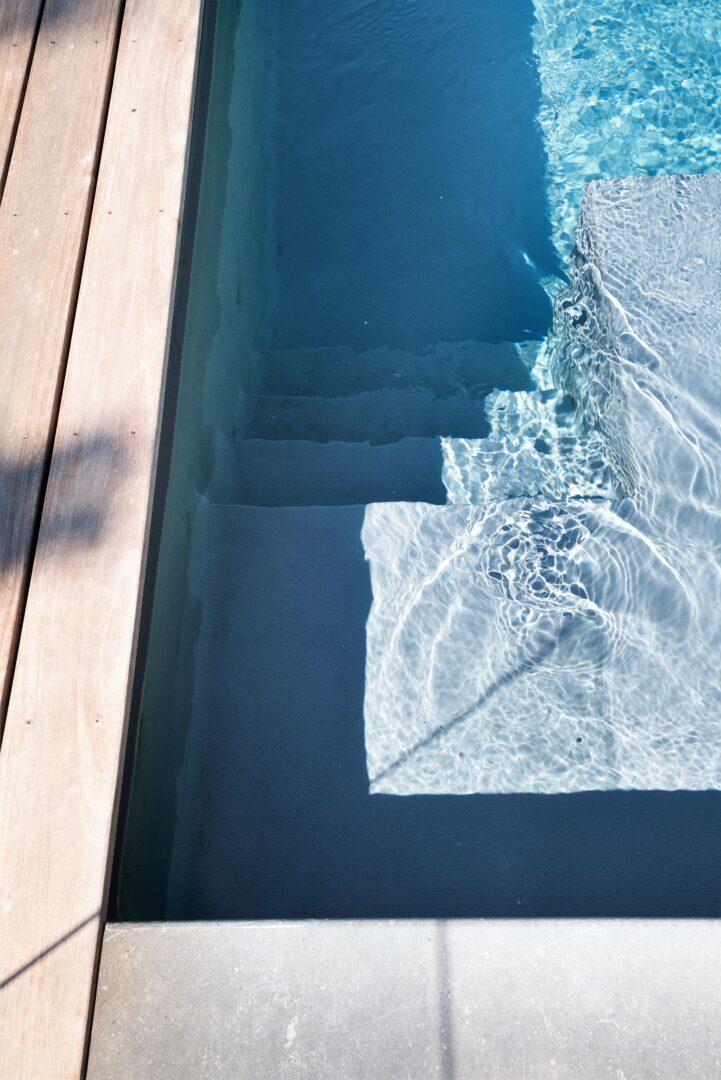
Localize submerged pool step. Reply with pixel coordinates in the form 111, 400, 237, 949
485, 387, 578, 439
442, 433, 615, 503
208, 437, 446, 505
255, 341, 533, 399
240, 388, 491, 443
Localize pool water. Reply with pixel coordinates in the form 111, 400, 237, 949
118, 0, 721, 918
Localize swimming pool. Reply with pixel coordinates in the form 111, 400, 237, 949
118, 0, 721, 918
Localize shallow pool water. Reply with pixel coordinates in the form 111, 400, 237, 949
366, 177, 721, 798
534, 0, 721, 262
118, 0, 721, 918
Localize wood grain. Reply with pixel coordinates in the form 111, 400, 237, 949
0, 0, 204, 1075
0, 0, 44, 198
0, 0, 123, 729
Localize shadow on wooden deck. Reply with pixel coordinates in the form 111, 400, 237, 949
0, 434, 123, 577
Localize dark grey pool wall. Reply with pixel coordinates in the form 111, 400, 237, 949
119, 0, 271, 917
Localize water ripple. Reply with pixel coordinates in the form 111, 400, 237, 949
364, 176, 721, 795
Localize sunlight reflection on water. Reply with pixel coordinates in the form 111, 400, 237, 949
364, 176, 721, 794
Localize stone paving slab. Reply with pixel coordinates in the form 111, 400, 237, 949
89, 920, 721, 1079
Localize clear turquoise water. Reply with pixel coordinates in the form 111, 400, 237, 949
534, 0, 721, 263
118, 0, 721, 918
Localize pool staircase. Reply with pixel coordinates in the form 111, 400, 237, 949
153, 334, 611, 917
208, 342, 599, 507
128, 173, 721, 906
214, 341, 528, 501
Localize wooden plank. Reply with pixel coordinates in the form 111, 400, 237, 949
0, 0, 44, 198
0, 0, 204, 1074
0, 0, 123, 727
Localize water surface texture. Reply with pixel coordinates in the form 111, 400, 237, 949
365, 177, 721, 795
267, 0, 558, 348
534, 0, 721, 262
119, 0, 721, 918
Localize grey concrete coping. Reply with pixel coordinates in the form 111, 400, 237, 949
88, 920, 721, 1079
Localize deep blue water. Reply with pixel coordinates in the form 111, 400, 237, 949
268, 0, 559, 349
117, 0, 721, 919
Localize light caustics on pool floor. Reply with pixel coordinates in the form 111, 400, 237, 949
364, 176, 721, 795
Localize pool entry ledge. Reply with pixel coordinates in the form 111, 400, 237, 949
0, 1, 206, 1076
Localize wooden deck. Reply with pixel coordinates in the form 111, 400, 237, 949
0, 1, 206, 1075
